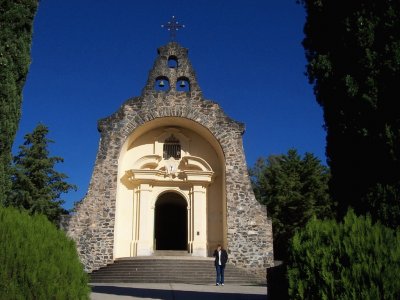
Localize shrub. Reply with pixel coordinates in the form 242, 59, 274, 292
288, 209, 400, 300
0, 206, 90, 299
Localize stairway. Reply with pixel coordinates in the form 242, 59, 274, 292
89, 256, 265, 284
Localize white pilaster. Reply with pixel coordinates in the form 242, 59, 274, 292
130, 187, 140, 256
192, 185, 208, 256
136, 184, 155, 256
188, 191, 193, 253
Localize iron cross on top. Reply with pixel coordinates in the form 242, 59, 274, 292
161, 16, 185, 41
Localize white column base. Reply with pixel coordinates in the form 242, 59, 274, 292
192, 241, 207, 257
136, 241, 153, 256
130, 240, 138, 257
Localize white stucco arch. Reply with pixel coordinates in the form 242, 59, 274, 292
154, 188, 189, 208
113, 117, 226, 258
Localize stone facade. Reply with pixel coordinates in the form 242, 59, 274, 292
65, 42, 273, 279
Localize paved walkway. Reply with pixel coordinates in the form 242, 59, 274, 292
90, 283, 268, 300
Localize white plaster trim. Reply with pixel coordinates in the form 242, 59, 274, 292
132, 155, 162, 169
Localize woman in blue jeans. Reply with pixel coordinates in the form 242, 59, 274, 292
213, 244, 228, 286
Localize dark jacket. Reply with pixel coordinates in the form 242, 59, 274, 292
213, 249, 228, 267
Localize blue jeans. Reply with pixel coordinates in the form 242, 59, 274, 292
216, 265, 225, 284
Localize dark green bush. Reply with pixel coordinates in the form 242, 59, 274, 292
0, 206, 90, 299
288, 209, 400, 300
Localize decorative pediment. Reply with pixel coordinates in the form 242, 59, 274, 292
132, 155, 162, 169
182, 156, 212, 171
125, 154, 214, 185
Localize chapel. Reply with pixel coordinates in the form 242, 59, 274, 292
65, 38, 273, 279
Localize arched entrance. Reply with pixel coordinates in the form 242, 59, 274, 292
114, 118, 225, 258
155, 192, 187, 251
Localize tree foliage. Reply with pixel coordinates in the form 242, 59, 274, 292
299, 0, 400, 226
0, 206, 90, 299
0, 0, 39, 205
363, 182, 400, 229
288, 210, 400, 300
5, 124, 76, 224
250, 149, 334, 260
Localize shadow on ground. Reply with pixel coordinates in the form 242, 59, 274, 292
91, 285, 268, 300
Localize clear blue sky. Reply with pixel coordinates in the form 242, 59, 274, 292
15, 0, 326, 210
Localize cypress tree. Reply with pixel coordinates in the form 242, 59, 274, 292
299, 0, 400, 226
0, 0, 39, 204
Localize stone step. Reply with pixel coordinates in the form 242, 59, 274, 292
99, 265, 219, 271
90, 274, 255, 282
153, 250, 190, 256
92, 267, 250, 275
89, 278, 253, 284
110, 261, 215, 266
93, 262, 249, 273
91, 270, 249, 277
90, 257, 264, 284
90, 274, 251, 280
100, 264, 215, 269
115, 256, 213, 261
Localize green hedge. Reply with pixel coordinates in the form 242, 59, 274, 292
0, 206, 90, 299
288, 210, 400, 300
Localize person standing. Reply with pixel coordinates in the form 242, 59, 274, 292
213, 244, 228, 286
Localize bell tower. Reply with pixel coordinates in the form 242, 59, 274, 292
142, 42, 202, 95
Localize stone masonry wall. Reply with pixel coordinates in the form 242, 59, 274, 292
65, 42, 273, 279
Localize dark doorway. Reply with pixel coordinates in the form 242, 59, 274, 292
155, 192, 187, 250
